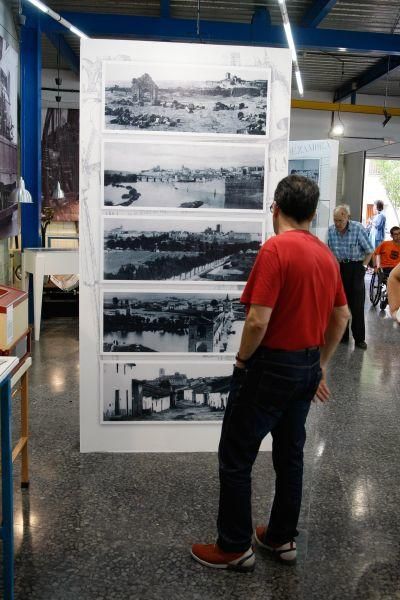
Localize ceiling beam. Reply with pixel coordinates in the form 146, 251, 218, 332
160, 0, 170, 19
22, 5, 400, 56
334, 56, 400, 102
292, 98, 400, 116
45, 32, 79, 75
301, 0, 338, 28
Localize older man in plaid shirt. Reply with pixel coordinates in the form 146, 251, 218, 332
328, 205, 374, 349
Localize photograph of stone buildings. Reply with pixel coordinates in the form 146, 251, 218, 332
103, 291, 245, 354
103, 217, 262, 282
104, 62, 269, 135
102, 361, 233, 422
103, 140, 266, 211
288, 158, 320, 184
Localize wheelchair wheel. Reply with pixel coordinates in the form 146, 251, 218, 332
369, 272, 381, 307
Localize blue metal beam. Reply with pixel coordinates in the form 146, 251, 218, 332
45, 32, 79, 75
334, 56, 400, 102
30, 10, 400, 56
20, 13, 42, 249
160, 0, 170, 19
301, 0, 338, 28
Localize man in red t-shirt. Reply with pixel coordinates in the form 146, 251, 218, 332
192, 175, 350, 572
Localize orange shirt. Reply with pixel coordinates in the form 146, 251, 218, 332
374, 241, 400, 268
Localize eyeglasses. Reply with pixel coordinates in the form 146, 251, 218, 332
269, 202, 276, 213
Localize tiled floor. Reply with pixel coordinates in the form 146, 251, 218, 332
2, 297, 400, 599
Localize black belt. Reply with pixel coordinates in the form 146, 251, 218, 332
339, 259, 363, 264
257, 346, 319, 355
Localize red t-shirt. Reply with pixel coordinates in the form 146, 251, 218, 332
240, 230, 347, 350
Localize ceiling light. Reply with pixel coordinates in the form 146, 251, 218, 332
277, 0, 304, 96
295, 70, 304, 96
69, 25, 89, 39
25, 0, 89, 38
10, 177, 33, 204
52, 181, 65, 201
338, 48, 347, 52
330, 122, 344, 137
26, 0, 48, 13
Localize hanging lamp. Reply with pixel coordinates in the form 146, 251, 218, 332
10, 177, 32, 204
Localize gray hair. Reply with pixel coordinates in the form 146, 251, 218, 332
333, 204, 350, 217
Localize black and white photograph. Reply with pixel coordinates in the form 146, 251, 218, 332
0, 36, 18, 240
103, 291, 245, 354
103, 140, 266, 211
288, 159, 320, 184
103, 217, 263, 283
104, 62, 269, 136
102, 361, 233, 422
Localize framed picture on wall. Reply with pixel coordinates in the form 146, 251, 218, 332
102, 215, 264, 283
101, 360, 234, 423
102, 139, 267, 211
103, 61, 271, 137
101, 289, 244, 355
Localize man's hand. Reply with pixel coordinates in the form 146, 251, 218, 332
234, 361, 246, 370
314, 367, 330, 403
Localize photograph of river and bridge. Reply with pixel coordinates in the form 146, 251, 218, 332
103, 140, 266, 211
103, 291, 245, 354
103, 217, 263, 283
102, 361, 234, 422
104, 62, 269, 135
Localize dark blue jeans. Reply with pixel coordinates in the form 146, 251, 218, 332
217, 347, 322, 553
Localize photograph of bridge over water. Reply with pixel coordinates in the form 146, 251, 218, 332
103, 217, 263, 283
104, 61, 269, 135
103, 140, 266, 211
102, 361, 234, 422
102, 291, 245, 354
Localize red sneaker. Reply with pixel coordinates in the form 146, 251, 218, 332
254, 526, 297, 565
191, 543, 255, 572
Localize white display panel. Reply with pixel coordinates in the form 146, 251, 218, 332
289, 140, 339, 242
80, 39, 292, 452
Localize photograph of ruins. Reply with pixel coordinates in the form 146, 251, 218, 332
288, 159, 320, 184
102, 361, 233, 422
103, 140, 266, 211
103, 217, 262, 283
104, 62, 269, 135
102, 291, 245, 354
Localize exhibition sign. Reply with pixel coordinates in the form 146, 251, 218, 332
80, 39, 292, 452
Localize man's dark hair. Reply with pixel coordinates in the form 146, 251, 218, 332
390, 226, 400, 235
274, 175, 319, 223
375, 200, 384, 211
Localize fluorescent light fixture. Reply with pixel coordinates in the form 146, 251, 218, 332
26, 0, 48, 12
69, 25, 89, 39
25, 0, 89, 38
283, 22, 297, 62
338, 48, 347, 52
295, 70, 304, 96
277, 0, 304, 96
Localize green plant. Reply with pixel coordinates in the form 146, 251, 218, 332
375, 160, 400, 210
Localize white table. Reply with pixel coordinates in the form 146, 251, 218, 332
22, 248, 79, 341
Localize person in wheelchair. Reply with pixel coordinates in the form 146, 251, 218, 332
370, 226, 400, 309
374, 226, 400, 276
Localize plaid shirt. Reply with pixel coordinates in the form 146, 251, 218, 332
327, 220, 374, 261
